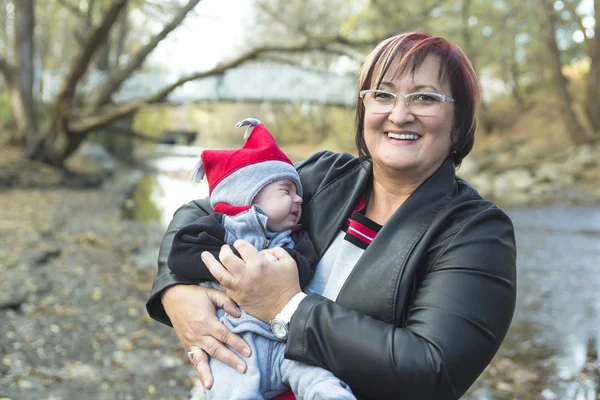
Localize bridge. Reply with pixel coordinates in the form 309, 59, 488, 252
40, 64, 358, 107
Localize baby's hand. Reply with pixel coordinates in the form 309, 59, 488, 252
259, 250, 278, 262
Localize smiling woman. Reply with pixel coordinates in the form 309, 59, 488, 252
361, 55, 456, 202
148, 32, 516, 400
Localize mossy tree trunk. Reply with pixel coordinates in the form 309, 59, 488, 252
539, 0, 590, 145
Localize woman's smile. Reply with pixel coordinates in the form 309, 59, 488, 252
364, 55, 454, 179
384, 130, 422, 145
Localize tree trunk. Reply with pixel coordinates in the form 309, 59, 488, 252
115, 2, 128, 68
95, 1, 112, 71
584, 0, 600, 134
96, 1, 132, 160
539, 0, 589, 145
28, 0, 129, 167
502, 13, 523, 106
11, 0, 37, 147
460, 0, 497, 134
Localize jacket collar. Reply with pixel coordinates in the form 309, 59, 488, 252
303, 160, 371, 257
306, 157, 457, 257
305, 156, 457, 322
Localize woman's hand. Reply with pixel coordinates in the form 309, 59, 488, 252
201, 240, 302, 322
161, 284, 252, 390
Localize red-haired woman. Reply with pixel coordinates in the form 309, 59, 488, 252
147, 32, 517, 400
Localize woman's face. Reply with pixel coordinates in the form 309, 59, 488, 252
363, 55, 455, 181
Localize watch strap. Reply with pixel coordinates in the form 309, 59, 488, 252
274, 292, 307, 324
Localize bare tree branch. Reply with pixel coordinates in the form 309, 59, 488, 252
70, 41, 334, 133
53, 0, 128, 107
91, 0, 202, 107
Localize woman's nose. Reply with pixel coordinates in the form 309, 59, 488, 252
388, 99, 415, 125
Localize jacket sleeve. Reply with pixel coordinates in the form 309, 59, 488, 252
167, 213, 227, 282
285, 230, 319, 289
284, 206, 517, 400
146, 198, 213, 326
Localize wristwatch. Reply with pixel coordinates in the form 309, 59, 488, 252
270, 293, 307, 340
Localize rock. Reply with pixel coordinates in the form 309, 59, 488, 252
77, 142, 118, 176
456, 158, 479, 179
25, 248, 61, 267
567, 144, 597, 168
529, 182, 555, 198
467, 173, 493, 199
535, 163, 573, 184
492, 168, 535, 197
0, 266, 34, 310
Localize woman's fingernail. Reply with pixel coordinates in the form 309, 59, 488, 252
242, 347, 251, 357
201, 252, 207, 261
236, 364, 246, 373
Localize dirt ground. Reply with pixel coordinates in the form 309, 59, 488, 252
0, 146, 197, 400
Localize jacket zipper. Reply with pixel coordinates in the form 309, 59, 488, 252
251, 207, 294, 249
252, 207, 270, 249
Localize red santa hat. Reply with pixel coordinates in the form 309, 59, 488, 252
191, 118, 302, 214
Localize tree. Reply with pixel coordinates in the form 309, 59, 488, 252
0, 0, 342, 168
1, 0, 36, 146
538, 0, 600, 143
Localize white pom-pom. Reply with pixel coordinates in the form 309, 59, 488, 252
190, 159, 205, 183
235, 118, 262, 139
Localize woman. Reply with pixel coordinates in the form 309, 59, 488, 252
147, 31, 517, 399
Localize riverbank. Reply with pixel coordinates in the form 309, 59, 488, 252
457, 139, 600, 206
0, 145, 195, 400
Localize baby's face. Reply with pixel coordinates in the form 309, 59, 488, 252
253, 179, 303, 232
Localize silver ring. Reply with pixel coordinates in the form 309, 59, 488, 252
187, 349, 202, 362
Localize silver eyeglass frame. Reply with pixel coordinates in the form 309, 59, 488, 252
359, 90, 454, 114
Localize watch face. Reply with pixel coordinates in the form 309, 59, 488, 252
271, 320, 288, 339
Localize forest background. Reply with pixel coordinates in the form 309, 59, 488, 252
0, 0, 599, 399
1, 0, 599, 203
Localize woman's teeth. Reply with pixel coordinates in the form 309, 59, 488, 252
387, 132, 419, 140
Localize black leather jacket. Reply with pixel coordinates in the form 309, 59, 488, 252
147, 151, 517, 400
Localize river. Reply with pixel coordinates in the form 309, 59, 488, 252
136, 145, 600, 399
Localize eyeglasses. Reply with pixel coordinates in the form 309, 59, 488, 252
359, 90, 454, 116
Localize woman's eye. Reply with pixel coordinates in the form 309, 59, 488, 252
374, 92, 395, 101
412, 93, 440, 103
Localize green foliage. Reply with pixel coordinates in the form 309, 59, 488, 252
130, 175, 162, 222
132, 106, 171, 137
0, 90, 10, 122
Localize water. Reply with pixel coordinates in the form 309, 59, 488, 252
136, 145, 210, 227
136, 146, 600, 399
